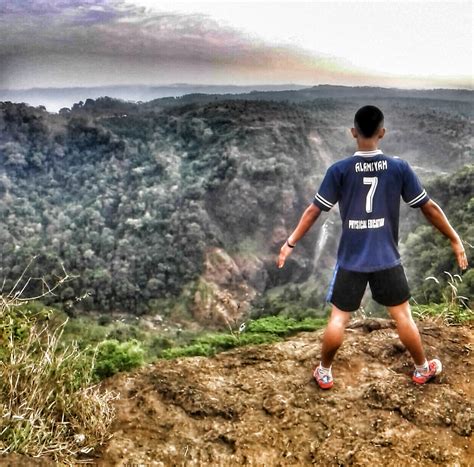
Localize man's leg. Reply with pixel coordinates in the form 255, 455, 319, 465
387, 300, 426, 366
320, 305, 352, 367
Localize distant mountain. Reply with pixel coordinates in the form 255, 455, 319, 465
0, 84, 309, 113
145, 86, 474, 118
0, 84, 472, 113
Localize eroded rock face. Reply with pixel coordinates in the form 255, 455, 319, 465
202, 248, 245, 289
192, 278, 246, 327
191, 236, 318, 326
191, 247, 262, 327
233, 254, 268, 293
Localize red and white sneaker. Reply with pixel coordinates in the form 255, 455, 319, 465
313, 366, 334, 389
412, 359, 442, 385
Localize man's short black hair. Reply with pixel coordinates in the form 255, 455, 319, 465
354, 105, 384, 138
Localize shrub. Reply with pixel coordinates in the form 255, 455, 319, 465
94, 339, 145, 378
106, 323, 145, 342
412, 302, 473, 324
98, 314, 113, 326
194, 333, 239, 349
236, 332, 281, 346
62, 316, 108, 349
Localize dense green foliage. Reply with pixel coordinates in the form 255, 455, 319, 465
402, 166, 473, 304
412, 302, 473, 324
249, 284, 328, 320
0, 99, 319, 313
0, 93, 472, 315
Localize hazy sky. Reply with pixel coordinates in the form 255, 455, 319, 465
0, 0, 472, 89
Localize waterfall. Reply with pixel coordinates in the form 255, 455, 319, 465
313, 218, 333, 271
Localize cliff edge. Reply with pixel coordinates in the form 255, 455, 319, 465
96, 318, 473, 466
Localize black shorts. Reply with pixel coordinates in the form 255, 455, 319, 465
327, 264, 411, 312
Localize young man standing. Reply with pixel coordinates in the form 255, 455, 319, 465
277, 105, 468, 389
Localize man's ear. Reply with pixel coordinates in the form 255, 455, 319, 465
350, 127, 358, 138
378, 127, 386, 139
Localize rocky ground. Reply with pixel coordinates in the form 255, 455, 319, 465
95, 318, 473, 466
2, 318, 473, 466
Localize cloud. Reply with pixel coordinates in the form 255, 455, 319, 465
0, 0, 123, 18
1, 2, 258, 61
0, 1, 357, 89
1, 1, 468, 89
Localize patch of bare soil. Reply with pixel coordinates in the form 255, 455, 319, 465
94, 319, 473, 466
3, 319, 473, 466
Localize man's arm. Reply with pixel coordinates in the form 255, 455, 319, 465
420, 199, 468, 270
277, 203, 322, 269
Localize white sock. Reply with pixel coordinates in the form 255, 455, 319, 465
415, 360, 429, 374
319, 363, 332, 376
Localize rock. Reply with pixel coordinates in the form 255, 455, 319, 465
234, 254, 268, 292
191, 248, 260, 327
92, 321, 474, 465
203, 247, 243, 288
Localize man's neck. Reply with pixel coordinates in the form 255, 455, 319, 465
356, 141, 379, 151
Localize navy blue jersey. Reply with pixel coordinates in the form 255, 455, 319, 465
312, 149, 429, 272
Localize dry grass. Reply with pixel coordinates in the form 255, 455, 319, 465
0, 261, 118, 462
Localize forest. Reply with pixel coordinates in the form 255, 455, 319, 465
0, 89, 472, 322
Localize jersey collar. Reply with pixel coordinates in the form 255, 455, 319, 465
353, 149, 384, 157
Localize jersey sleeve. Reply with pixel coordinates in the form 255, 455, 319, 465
312, 164, 341, 211
401, 161, 430, 208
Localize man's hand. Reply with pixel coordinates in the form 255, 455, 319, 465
276, 204, 322, 269
420, 200, 468, 271
277, 242, 294, 269
451, 238, 468, 270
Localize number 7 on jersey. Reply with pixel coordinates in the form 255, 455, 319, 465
363, 177, 378, 213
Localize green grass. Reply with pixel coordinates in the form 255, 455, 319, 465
412, 272, 473, 325
159, 315, 326, 359
53, 311, 329, 368
160, 331, 283, 359
160, 342, 215, 359
412, 303, 473, 324
246, 315, 327, 334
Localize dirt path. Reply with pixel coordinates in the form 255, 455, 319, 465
95, 319, 473, 466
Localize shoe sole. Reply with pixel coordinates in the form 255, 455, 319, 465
317, 380, 333, 389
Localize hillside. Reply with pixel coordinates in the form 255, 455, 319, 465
86, 318, 473, 465
0, 90, 472, 323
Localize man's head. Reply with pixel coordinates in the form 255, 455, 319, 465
351, 105, 385, 140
